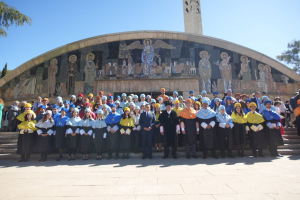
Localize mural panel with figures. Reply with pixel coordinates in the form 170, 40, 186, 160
1, 38, 297, 100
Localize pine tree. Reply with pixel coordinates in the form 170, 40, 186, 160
1, 63, 7, 78
0, 1, 32, 37
277, 40, 300, 74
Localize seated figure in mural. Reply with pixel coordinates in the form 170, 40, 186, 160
48, 58, 58, 97
67, 55, 78, 95
238, 56, 251, 93
198, 51, 211, 92
215, 52, 232, 92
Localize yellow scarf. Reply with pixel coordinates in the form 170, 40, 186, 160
18, 120, 38, 131
245, 112, 265, 124
231, 112, 247, 124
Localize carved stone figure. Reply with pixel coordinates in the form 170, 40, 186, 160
48, 58, 58, 97
198, 51, 211, 91
216, 52, 232, 91
67, 55, 78, 95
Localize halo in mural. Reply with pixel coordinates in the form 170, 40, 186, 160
86, 53, 95, 61
220, 52, 229, 60
69, 55, 77, 63
258, 63, 265, 71
50, 58, 58, 65
265, 65, 271, 73
240, 55, 249, 63
143, 39, 152, 46
200, 50, 209, 59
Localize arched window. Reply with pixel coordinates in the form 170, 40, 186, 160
185, 8, 189, 13
185, 1, 188, 6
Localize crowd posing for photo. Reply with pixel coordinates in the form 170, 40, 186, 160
1, 88, 300, 162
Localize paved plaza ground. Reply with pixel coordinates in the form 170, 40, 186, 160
0, 155, 300, 200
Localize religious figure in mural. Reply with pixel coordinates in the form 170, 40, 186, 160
198, 51, 211, 92
123, 39, 175, 77
265, 65, 274, 93
215, 52, 232, 92
48, 58, 58, 97
26, 77, 36, 96
238, 55, 252, 93
84, 53, 97, 92
67, 55, 78, 95
257, 64, 267, 93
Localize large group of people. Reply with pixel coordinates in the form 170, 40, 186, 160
1, 88, 300, 162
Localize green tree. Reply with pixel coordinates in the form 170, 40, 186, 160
0, 1, 32, 37
276, 40, 300, 74
1, 63, 7, 78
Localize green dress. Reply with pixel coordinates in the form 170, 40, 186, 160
0, 103, 3, 129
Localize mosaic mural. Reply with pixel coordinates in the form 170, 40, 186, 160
1, 39, 297, 100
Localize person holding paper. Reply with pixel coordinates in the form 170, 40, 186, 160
216, 105, 235, 158
262, 100, 284, 157
93, 110, 107, 160
231, 103, 247, 157
196, 98, 219, 159
17, 110, 38, 162
119, 107, 135, 159
179, 98, 198, 159
54, 108, 69, 161
245, 102, 266, 157
79, 108, 94, 160
105, 104, 122, 159
35, 110, 55, 162
159, 102, 180, 159
132, 106, 141, 153
139, 103, 156, 159
65, 108, 81, 161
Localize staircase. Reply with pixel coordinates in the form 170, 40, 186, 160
0, 128, 299, 159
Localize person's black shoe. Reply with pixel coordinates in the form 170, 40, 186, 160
115, 154, 119, 160
55, 155, 61, 161
126, 154, 129, 159
192, 155, 198, 159
142, 156, 146, 159
202, 155, 207, 159
38, 158, 43, 162
107, 155, 112, 160
212, 155, 219, 159
259, 154, 265, 158
173, 155, 177, 159
221, 155, 225, 159
122, 154, 126, 159
240, 151, 245, 157
162, 156, 168, 159
186, 155, 191, 159
18, 159, 24, 162
228, 155, 235, 158
149, 156, 153, 159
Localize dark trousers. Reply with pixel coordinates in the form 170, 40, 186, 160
185, 144, 196, 155
141, 131, 153, 157
108, 133, 121, 156
132, 130, 140, 150
41, 153, 48, 161
6, 117, 17, 132
269, 145, 279, 156
203, 148, 217, 157
280, 112, 286, 127
178, 130, 183, 147
68, 148, 77, 156
21, 154, 30, 161
252, 148, 263, 156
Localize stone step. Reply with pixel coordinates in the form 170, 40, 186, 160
1, 149, 299, 160
0, 132, 19, 135
283, 139, 300, 144
282, 135, 300, 139
278, 144, 300, 149
283, 128, 297, 131
0, 143, 17, 148
0, 139, 18, 144
0, 135, 18, 139
284, 131, 297, 135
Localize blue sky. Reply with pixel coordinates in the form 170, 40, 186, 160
0, 0, 299, 70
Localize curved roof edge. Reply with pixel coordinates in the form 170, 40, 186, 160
1, 30, 299, 87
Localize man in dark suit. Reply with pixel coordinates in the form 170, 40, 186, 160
6, 101, 19, 132
139, 103, 156, 159
251, 91, 261, 112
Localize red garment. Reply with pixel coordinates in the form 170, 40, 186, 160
280, 119, 285, 135
79, 111, 96, 119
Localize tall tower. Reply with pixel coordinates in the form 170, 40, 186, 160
183, 0, 203, 35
